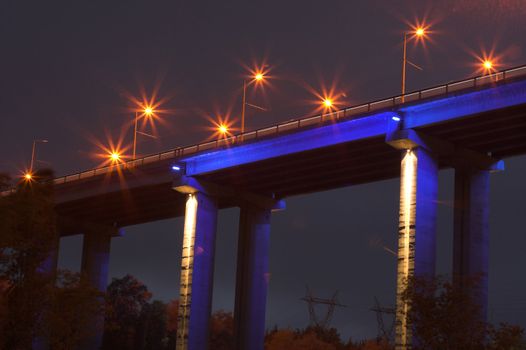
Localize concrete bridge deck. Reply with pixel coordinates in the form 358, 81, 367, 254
53, 65, 526, 232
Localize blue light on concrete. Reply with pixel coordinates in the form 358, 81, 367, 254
181, 80, 526, 177
401, 80, 526, 128
183, 112, 397, 175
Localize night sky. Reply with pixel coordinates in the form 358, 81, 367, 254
1, 0, 526, 341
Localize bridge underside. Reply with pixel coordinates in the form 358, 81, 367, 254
200, 103, 526, 194
55, 103, 526, 234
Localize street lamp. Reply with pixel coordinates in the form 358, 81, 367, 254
482, 59, 494, 74
401, 25, 428, 98
240, 69, 268, 134
218, 124, 229, 135
109, 151, 121, 163
132, 106, 156, 159
30, 139, 48, 172
483, 60, 492, 70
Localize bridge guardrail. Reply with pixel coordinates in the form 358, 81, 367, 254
51, 65, 526, 186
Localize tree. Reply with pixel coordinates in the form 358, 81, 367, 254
46, 270, 103, 350
355, 339, 393, 350
102, 274, 152, 350
209, 310, 234, 350
402, 275, 526, 350
0, 170, 58, 349
401, 276, 486, 349
303, 326, 343, 347
0, 279, 8, 346
488, 323, 526, 350
165, 299, 179, 348
137, 300, 169, 350
265, 328, 339, 350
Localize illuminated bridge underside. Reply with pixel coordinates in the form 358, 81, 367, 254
55, 79, 526, 234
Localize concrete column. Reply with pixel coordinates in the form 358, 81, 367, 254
79, 228, 112, 350
233, 204, 272, 350
395, 148, 438, 350
176, 192, 218, 350
453, 168, 490, 321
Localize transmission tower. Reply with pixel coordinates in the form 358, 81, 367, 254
370, 296, 395, 343
300, 286, 346, 329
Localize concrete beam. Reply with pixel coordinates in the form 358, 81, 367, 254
453, 168, 491, 321
58, 216, 124, 237
386, 129, 504, 172
54, 165, 174, 205
234, 204, 272, 350
175, 192, 218, 350
394, 148, 438, 350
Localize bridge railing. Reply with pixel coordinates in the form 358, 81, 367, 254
52, 65, 526, 186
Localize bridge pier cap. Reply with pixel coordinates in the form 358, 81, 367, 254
386, 129, 504, 172
173, 175, 286, 211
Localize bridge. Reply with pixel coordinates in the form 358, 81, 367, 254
41, 65, 526, 349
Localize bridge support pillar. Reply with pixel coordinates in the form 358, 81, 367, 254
233, 204, 272, 350
176, 192, 218, 350
79, 227, 112, 350
453, 168, 490, 321
394, 148, 438, 350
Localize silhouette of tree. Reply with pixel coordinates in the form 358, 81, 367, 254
46, 270, 102, 350
0, 279, 8, 345
102, 274, 152, 350
488, 323, 526, 350
265, 328, 339, 350
165, 299, 179, 348
355, 339, 393, 350
303, 326, 343, 347
136, 300, 169, 350
209, 310, 234, 349
402, 275, 525, 349
0, 170, 58, 349
402, 275, 487, 349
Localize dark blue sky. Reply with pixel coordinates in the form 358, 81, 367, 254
1, 0, 525, 341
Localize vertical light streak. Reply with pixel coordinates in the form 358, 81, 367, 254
177, 194, 198, 350
396, 149, 417, 350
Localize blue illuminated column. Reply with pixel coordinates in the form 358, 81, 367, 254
233, 204, 272, 350
453, 168, 490, 321
176, 192, 218, 350
79, 228, 112, 350
395, 148, 438, 350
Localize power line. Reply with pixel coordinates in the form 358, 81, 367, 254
300, 286, 346, 329
370, 296, 396, 343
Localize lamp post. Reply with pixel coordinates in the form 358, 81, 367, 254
132, 107, 155, 160
401, 26, 426, 99
240, 72, 267, 134
30, 139, 48, 172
